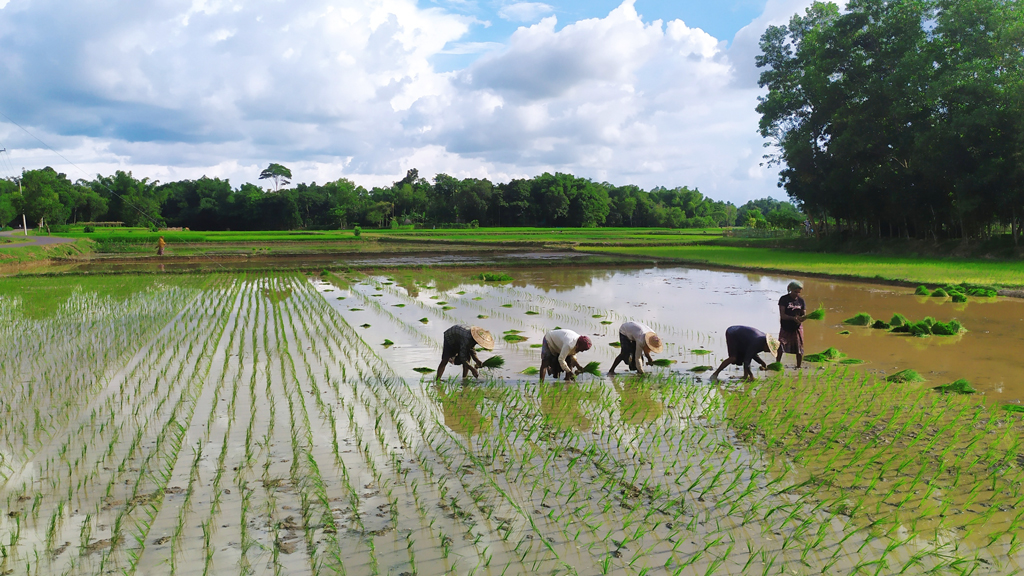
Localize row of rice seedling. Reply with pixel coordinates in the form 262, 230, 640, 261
1, 270, 1019, 575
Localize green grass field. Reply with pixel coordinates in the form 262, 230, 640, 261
584, 244, 1024, 287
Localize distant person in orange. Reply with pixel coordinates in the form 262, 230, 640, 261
157, 236, 166, 256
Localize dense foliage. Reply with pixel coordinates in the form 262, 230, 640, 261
0, 166, 801, 231
757, 0, 1024, 241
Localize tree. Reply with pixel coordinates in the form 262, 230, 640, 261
21, 168, 72, 227
259, 163, 292, 192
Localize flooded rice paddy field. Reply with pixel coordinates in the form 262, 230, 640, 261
0, 267, 1022, 575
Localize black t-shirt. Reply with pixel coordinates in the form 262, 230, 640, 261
779, 294, 805, 332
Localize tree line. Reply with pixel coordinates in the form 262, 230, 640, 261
0, 167, 805, 231
757, 0, 1024, 242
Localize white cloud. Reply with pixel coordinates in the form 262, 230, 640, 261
497, 2, 554, 23
0, 0, 825, 204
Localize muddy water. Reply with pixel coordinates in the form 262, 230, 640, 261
324, 266, 1024, 403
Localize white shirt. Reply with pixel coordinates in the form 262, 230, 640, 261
619, 321, 654, 372
545, 329, 581, 374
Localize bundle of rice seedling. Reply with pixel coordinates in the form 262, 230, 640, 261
933, 379, 975, 394
592, 314, 604, 318
690, 366, 713, 372
525, 310, 539, 315
609, 342, 621, 348
951, 293, 968, 303
600, 320, 613, 325
871, 320, 891, 330
503, 334, 528, 343
360, 323, 371, 328
966, 286, 998, 298
838, 330, 851, 335
580, 361, 602, 376
915, 285, 931, 296
889, 313, 909, 327
885, 369, 925, 383
477, 314, 489, 319
906, 321, 932, 337
651, 359, 674, 367
530, 344, 543, 348
931, 288, 948, 298
804, 347, 846, 362
413, 367, 435, 374
843, 312, 873, 326
803, 304, 825, 320
382, 339, 394, 347
419, 317, 429, 324
520, 367, 540, 375
1003, 405, 1024, 413
481, 355, 505, 369
839, 358, 865, 365
690, 348, 712, 355
930, 319, 966, 336
349, 307, 364, 312
766, 362, 783, 371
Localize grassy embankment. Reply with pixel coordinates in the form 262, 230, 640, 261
582, 244, 1024, 288
12, 226, 1024, 288
0, 239, 93, 265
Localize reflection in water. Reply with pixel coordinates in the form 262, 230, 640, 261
540, 382, 595, 431
615, 379, 664, 425
433, 383, 493, 437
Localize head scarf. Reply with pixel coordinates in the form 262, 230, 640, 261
575, 335, 592, 352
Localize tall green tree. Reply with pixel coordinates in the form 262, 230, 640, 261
259, 163, 292, 192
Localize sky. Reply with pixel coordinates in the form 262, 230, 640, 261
0, 0, 830, 205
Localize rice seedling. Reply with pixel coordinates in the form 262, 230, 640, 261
520, 367, 540, 375
481, 356, 506, 369
689, 366, 713, 372
690, 349, 711, 355
651, 359, 675, 367
504, 334, 528, 343
803, 347, 846, 362
382, 339, 394, 347
804, 304, 825, 320
580, 361, 601, 376
479, 272, 513, 282
765, 362, 783, 371
931, 288, 948, 298
885, 369, 925, 383
843, 313, 872, 326
933, 379, 975, 394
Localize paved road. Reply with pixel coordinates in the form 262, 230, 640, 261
0, 229, 76, 247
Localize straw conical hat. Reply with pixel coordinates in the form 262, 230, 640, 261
766, 334, 780, 357
471, 326, 494, 350
644, 332, 664, 354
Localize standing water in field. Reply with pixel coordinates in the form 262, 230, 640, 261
321, 266, 1024, 401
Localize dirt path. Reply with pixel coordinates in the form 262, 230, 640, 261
0, 229, 76, 247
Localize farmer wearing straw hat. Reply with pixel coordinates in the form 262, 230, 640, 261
539, 328, 592, 382
710, 326, 780, 381
608, 321, 663, 375
777, 280, 806, 368
437, 325, 495, 379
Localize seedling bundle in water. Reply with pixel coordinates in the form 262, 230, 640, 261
885, 368, 925, 383
843, 312, 872, 326
479, 272, 513, 282
804, 347, 846, 362
933, 378, 975, 394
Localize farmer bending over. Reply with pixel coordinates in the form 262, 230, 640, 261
608, 321, 663, 375
437, 325, 494, 379
710, 326, 779, 381
539, 329, 592, 382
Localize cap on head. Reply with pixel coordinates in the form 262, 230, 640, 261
470, 326, 495, 350
766, 334, 780, 357
644, 332, 664, 354
576, 335, 592, 352
788, 280, 804, 292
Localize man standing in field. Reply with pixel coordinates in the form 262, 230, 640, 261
436, 325, 495, 379
608, 321, 663, 375
710, 326, 779, 381
777, 281, 806, 367
539, 328, 592, 382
